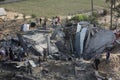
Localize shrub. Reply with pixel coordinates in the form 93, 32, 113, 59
31, 14, 36, 18
87, 12, 100, 24
92, 12, 99, 18
89, 15, 98, 24
71, 14, 89, 21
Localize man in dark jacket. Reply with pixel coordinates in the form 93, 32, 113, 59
94, 58, 100, 70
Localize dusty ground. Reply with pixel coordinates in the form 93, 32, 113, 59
0, 10, 32, 39
99, 54, 120, 80
0, 59, 96, 80
0, 19, 23, 39
98, 15, 120, 29
0, 54, 120, 80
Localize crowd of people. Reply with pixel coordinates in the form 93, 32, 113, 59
51, 16, 61, 26
35, 16, 61, 28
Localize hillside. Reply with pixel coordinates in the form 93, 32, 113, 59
0, 0, 106, 17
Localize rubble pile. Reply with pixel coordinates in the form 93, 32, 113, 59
0, 19, 120, 80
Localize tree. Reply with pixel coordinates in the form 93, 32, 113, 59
106, 0, 120, 8
115, 4, 120, 17
112, 0, 120, 8
106, 0, 120, 29
91, 0, 94, 16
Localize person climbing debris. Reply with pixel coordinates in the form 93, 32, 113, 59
94, 58, 100, 70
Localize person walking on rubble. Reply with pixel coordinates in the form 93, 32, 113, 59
94, 58, 100, 70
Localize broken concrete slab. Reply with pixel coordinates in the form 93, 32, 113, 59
75, 21, 116, 60
23, 30, 58, 56
84, 30, 116, 60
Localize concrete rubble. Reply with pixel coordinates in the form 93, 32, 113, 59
0, 20, 120, 80
75, 21, 116, 60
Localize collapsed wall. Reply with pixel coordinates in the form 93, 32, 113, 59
23, 29, 58, 56
75, 21, 116, 60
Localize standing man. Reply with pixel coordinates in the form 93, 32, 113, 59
39, 17, 42, 25
51, 17, 55, 26
43, 17, 48, 29
106, 48, 110, 62
94, 58, 100, 70
28, 63, 33, 75
36, 18, 39, 25
57, 16, 61, 24
9, 47, 14, 61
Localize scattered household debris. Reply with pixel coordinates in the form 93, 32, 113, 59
0, 16, 120, 80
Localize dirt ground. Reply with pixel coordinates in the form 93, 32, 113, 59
0, 10, 32, 39
99, 54, 120, 80
0, 19, 23, 39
